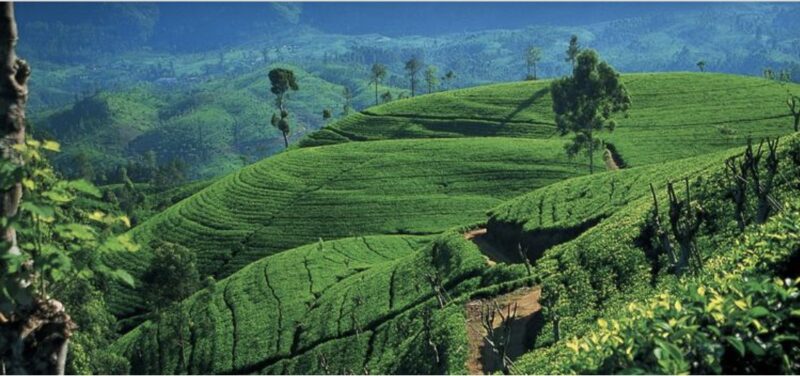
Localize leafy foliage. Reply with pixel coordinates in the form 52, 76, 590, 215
536, 206, 800, 374
0, 140, 136, 311
551, 49, 631, 174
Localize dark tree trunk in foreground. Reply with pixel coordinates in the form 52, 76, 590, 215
0, 1, 25, 251
0, 3, 73, 374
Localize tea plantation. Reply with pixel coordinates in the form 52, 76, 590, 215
106, 137, 587, 316
109, 72, 800, 374
303, 73, 795, 166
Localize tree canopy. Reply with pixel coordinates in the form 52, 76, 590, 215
526, 46, 542, 80
268, 68, 298, 111
551, 49, 631, 174
405, 57, 424, 96
370, 63, 387, 105
565, 35, 580, 68
424, 65, 439, 93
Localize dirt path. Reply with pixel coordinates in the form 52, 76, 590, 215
463, 228, 518, 265
464, 287, 542, 374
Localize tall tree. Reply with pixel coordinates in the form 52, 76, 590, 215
322, 108, 332, 123
551, 49, 631, 174
696, 60, 706, 72
268, 67, 298, 112
424, 65, 439, 93
565, 35, 580, 69
0, 1, 27, 266
0, 4, 71, 374
342, 86, 353, 115
526, 46, 542, 80
268, 68, 297, 149
369, 63, 387, 106
441, 70, 456, 90
404, 56, 423, 97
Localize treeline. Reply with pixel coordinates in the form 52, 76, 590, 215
63, 150, 188, 189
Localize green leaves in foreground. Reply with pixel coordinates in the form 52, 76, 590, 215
1, 139, 137, 312
564, 276, 800, 375
559, 208, 800, 375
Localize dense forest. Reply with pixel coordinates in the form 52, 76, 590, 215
1, 2, 800, 375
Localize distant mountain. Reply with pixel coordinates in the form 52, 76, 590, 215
15, 3, 302, 61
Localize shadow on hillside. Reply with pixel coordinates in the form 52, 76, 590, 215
484, 215, 607, 266
501, 87, 548, 127
465, 287, 543, 374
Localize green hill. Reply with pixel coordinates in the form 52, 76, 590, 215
107, 137, 586, 316
304, 73, 796, 165
112, 133, 800, 374
107, 72, 800, 374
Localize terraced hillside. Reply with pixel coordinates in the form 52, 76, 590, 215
303, 73, 798, 166
108, 73, 799, 317
107, 72, 800, 374
107, 137, 586, 316
112, 231, 530, 374
113, 133, 800, 374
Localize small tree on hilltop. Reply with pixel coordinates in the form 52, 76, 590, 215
551, 49, 631, 174
441, 70, 456, 90
696, 60, 706, 72
526, 46, 542, 80
268, 68, 298, 112
381, 90, 393, 104
404, 56, 423, 97
342, 86, 353, 115
565, 35, 580, 69
424, 65, 439, 93
369, 63, 387, 106
322, 108, 332, 123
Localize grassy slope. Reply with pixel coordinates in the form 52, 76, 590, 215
304, 73, 797, 166
114, 134, 800, 375
112, 233, 500, 374
508, 135, 800, 373
107, 137, 585, 316
110, 73, 800, 373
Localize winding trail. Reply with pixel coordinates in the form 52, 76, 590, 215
464, 287, 542, 374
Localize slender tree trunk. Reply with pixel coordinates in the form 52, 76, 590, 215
587, 131, 594, 174
0, 4, 73, 374
533, 63, 537, 80
282, 131, 288, 149
374, 81, 378, 106
794, 114, 799, 132
410, 76, 415, 97
526, 63, 530, 77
